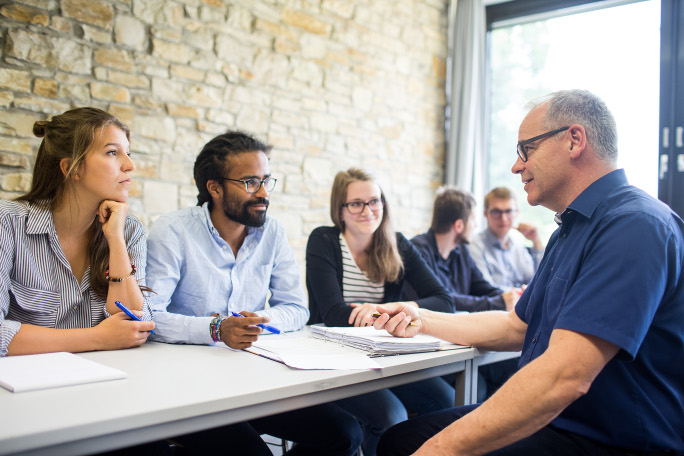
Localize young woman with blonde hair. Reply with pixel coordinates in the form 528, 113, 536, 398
306, 168, 454, 456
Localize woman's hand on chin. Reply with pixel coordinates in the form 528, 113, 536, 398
98, 200, 129, 242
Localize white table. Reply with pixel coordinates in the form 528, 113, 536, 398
0, 328, 515, 455
0, 339, 503, 456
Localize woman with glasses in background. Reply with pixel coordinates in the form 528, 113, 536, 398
306, 168, 454, 456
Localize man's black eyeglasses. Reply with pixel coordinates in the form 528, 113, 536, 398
216, 177, 277, 194
342, 198, 384, 214
488, 208, 517, 218
516, 126, 570, 162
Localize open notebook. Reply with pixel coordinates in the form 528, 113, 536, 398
0, 352, 127, 393
310, 326, 469, 357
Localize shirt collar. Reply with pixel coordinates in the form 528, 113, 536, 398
484, 228, 508, 250
426, 229, 447, 260
26, 201, 54, 235
201, 202, 219, 239
426, 229, 461, 262
561, 169, 628, 223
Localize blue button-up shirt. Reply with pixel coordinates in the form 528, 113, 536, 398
469, 228, 542, 289
146, 203, 308, 345
516, 169, 684, 451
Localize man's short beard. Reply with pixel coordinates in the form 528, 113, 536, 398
222, 195, 269, 227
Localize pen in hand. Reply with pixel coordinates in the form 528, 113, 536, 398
230, 311, 283, 335
115, 301, 155, 334
370, 312, 418, 326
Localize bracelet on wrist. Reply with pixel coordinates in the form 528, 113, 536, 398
105, 264, 136, 282
210, 315, 225, 342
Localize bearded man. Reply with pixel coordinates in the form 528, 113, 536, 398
146, 130, 363, 456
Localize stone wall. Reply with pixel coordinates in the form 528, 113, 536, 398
0, 0, 448, 267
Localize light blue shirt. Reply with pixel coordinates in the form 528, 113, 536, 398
469, 228, 542, 289
146, 203, 308, 345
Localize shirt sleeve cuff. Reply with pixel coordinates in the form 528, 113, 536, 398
189, 316, 216, 345
0, 320, 21, 357
141, 298, 153, 321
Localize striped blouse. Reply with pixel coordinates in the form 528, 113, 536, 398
339, 234, 384, 304
0, 200, 151, 357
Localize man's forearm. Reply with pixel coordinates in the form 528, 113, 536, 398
416, 329, 619, 456
450, 293, 506, 313
422, 357, 574, 455
419, 309, 525, 351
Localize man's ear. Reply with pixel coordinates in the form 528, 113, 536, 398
206, 179, 222, 200
453, 219, 464, 234
567, 124, 587, 159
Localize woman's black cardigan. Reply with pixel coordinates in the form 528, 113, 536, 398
306, 226, 452, 326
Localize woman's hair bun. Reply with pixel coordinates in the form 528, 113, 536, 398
32, 120, 49, 137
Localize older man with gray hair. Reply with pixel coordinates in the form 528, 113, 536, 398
374, 90, 684, 456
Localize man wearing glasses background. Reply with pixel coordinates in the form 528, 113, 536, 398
145, 131, 363, 455
405, 187, 521, 314
469, 187, 544, 290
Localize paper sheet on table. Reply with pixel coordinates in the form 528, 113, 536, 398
0, 352, 127, 393
249, 337, 382, 370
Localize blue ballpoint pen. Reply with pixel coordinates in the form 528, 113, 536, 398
230, 311, 283, 335
115, 301, 155, 334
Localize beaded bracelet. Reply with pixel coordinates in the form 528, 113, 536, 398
105, 264, 136, 282
210, 315, 224, 342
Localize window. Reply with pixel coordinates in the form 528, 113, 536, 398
658, 0, 684, 217
486, 0, 661, 242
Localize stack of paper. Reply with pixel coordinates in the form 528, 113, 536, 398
310, 326, 466, 356
0, 352, 127, 393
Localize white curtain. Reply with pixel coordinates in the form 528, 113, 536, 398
445, 0, 488, 204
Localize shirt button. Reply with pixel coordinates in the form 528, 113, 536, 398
72, 305, 77, 310
532, 338, 536, 343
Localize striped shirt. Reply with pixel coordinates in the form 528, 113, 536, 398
0, 200, 151, 357
340, 234, 384, 304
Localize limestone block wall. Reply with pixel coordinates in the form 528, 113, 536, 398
0, 0, 448, 267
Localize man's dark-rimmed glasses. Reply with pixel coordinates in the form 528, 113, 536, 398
217, 177, 277, 194
488, 208, 517, 218
516, 126, 570, 162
